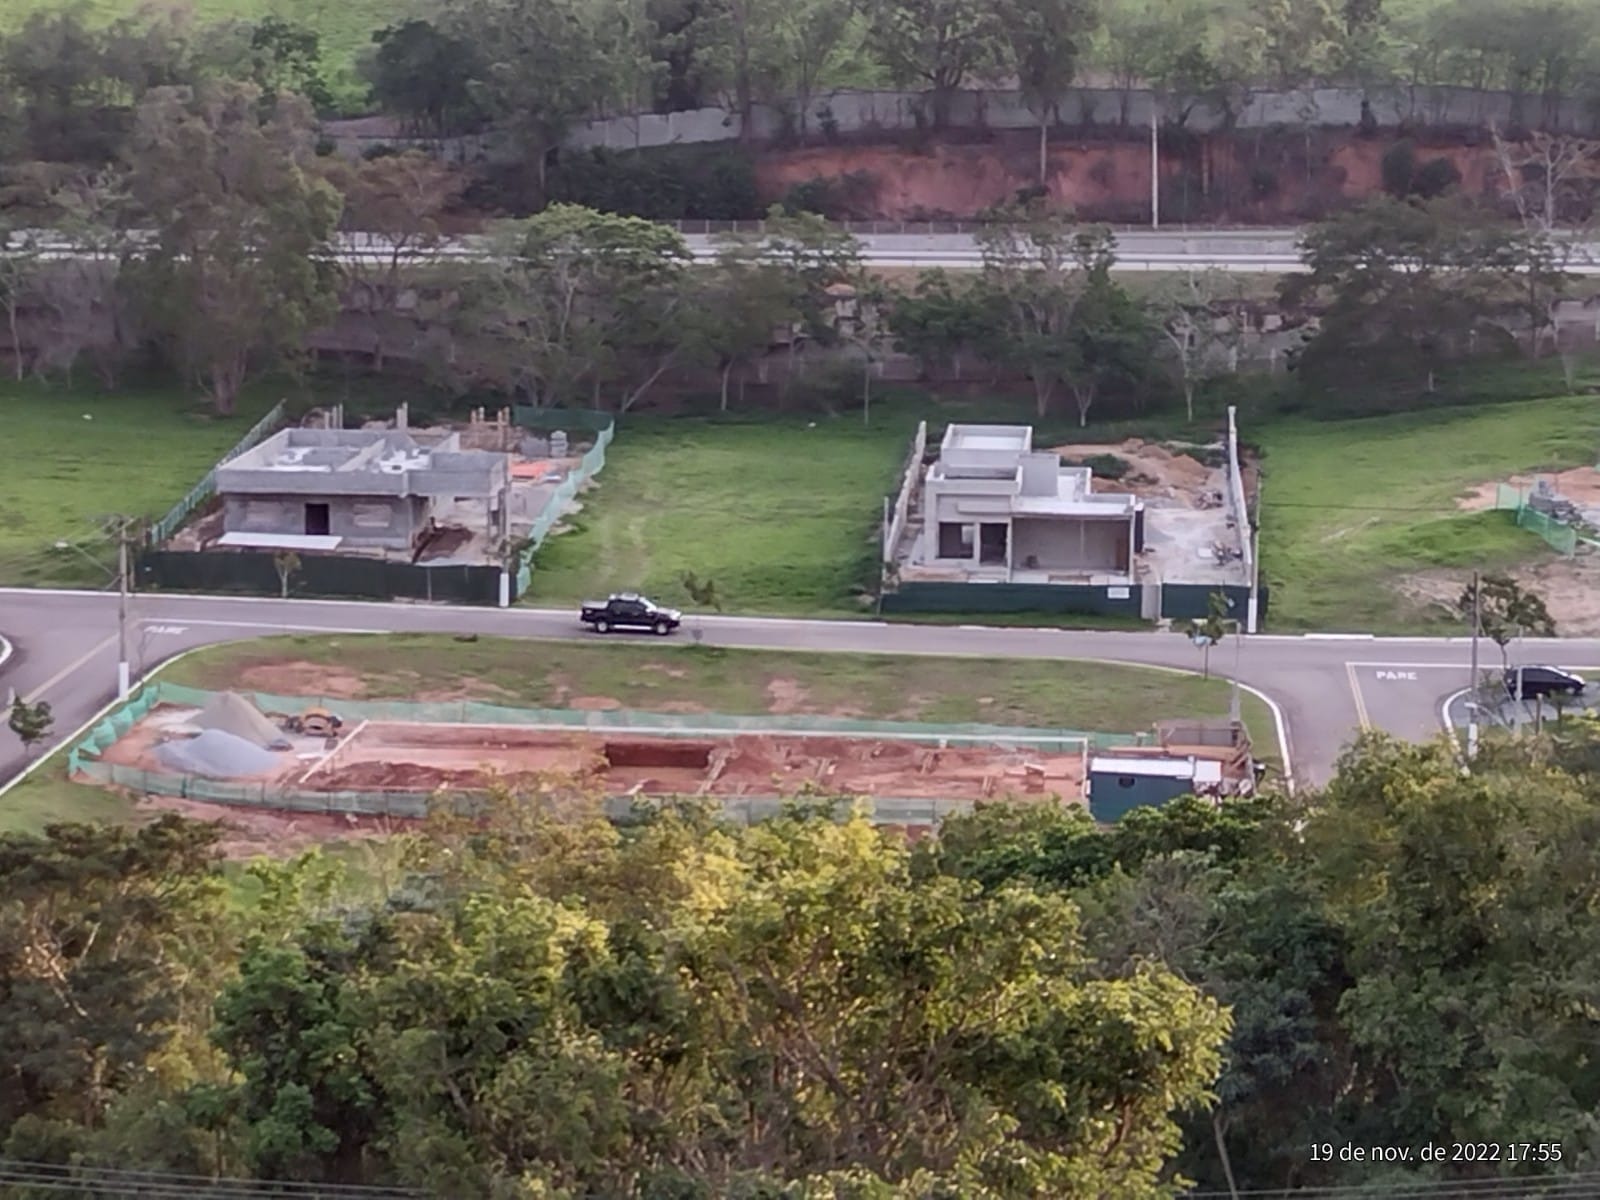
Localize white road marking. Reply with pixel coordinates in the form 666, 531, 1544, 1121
21, 634, 116, 704
139, 618, 384, 634
1373, 669, 1418, 681
1345, 661, 1371, 729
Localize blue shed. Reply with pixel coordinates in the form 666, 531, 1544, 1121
1088, 755, 1218, 823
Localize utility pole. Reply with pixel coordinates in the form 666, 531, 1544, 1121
1230, 615, 1242, 724
1150, 104, 1161, 230
116, 517, 131, 700
1467, 569, 1481, 761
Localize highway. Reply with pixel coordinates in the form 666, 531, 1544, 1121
16, 227, 1600, 273
3, 587, 1590, 796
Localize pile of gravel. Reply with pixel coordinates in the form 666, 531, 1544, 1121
155, 729, 281, 779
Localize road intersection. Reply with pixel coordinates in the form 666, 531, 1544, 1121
6, 587, 1596, 795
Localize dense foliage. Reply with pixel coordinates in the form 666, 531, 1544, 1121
5, 736, 1600, 1193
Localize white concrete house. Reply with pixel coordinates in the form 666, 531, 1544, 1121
915, 424, 1142, 582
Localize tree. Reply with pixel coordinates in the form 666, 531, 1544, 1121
8, 697, 52, 753
1309, 733, 1600, 1156
441, 0, 635, 199
1181, 590, 1231, 679
714, 207, 864, 400
994, 0, 1097, 184
451, 205, 692, 409
1286, 197, 1524, 393
229, 803, 1230, 1195
0, 223, 40, 380
885, 267, 1001, 382
245, 17, 333, 114
122, 81, 341, 415
1061, 268, 1156, 426
859, 0, 1004, 128
325, 151, 466, 284
1458, 571, 1556, 670
0, 818, 230, 1136
974, 203, 1114, 419
691, 238, 793, 410
272, 551, 301, 599
1153, 270, 1247, 422
365, 20, 487, 138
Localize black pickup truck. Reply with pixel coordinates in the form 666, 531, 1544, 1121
579, 592, 683, 635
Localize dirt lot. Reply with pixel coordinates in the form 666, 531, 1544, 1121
1457, 467, 1600, 512
1397, 558, 1600, 636
1052, 438, 1231, 509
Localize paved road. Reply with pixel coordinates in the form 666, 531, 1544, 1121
7, 588, 1600, 795
19, 228, 1600, 274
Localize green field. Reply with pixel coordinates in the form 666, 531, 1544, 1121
2, 633, 1278, 838
529, 414, 909, 615
0, 382, 277, 587
1257, 395, 1600, 632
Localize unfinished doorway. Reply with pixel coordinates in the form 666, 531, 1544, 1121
304, 503, 331, 536
979, 522, 1008, 565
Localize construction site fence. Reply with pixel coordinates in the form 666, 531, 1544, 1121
137, 548, 503, 606
1496, 483, 1580, 556
69, 680, 1136, 821
880, 580, 1268, 623
146, 400, 288, 546
515, 417, 615, 598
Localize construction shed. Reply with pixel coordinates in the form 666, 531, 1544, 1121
1087, 755, 1222, 823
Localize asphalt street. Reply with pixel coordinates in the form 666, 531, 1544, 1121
8, 588, 1599, 795
20, 228, 1600, 273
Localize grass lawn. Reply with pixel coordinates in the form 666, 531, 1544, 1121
0, 760, 136, 837
1257, 395, 1600, 632
160, 632, 1279, 752
0, 381, 277, 587
529, 413, 911, 615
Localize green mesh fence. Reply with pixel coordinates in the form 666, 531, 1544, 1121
516, 421, 614, 597
1495, 483, 1580, 557
69, 682, 1132, 823
147, 400, 288, 546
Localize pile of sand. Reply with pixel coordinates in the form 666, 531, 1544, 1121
194, 691, 289, 749
155, 730, 281, 778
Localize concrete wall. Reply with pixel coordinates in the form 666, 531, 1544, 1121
558, 83, 1600, 154
223, 494, 426, 550
1013, 517, 1126, 571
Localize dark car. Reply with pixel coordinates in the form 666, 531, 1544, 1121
579, 592, 683, 636
1503, 665, 1586, 701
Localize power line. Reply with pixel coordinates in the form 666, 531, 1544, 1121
0, 1160, 420, 1199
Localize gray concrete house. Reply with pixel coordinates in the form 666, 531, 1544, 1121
214, 429, 511, 553
915, 424, 1143, 582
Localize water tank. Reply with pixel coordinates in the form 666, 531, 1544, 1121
551, 430, 569, 457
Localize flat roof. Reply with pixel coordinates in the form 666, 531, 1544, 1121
217, 531, 344, 551
1090, 756, 1198, 779
943, 424, 1032, 452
